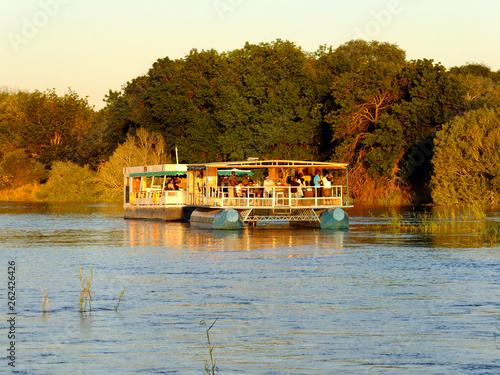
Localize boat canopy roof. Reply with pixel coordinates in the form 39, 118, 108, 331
218, 168, 254, 176
129, 171, 186, 177
187, 159, 349, 171
124, 160, 349, 176
124, 164, 187, 177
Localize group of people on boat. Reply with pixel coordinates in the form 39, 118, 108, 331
210, 170, 337, 199
287, 172, 336, 198
219, 172, 255, 198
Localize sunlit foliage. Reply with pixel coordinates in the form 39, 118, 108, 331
36, 161, 102, 201
431, 107, 500, 205
97, 128, 169, 198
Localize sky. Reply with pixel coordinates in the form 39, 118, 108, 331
1, 0, 499, 110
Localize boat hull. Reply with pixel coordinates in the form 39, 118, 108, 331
124, 206, 194, 221
320, 208, 349, 230
189, 208, 243, 230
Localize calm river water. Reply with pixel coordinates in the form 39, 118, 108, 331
1, 202, 500, 374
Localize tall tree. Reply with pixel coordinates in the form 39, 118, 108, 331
219, 40, 321, 160
320, 40, 465, 202
114, 40, 323, 163
320, 41, 408, 201
0, 89, 97, 167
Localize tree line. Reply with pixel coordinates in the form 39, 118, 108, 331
1, 39, 499, 204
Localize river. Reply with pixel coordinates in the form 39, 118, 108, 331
1, 202, 499, 374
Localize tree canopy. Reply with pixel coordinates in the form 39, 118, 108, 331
1, 40, 499, 204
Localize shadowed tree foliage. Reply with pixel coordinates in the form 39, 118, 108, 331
217, 40, 322, 161
145, 49, 227, 162
319, 41, 465, 202
0, 149, 46, 188
109, 40, 322, 163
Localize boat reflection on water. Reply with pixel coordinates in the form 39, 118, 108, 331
124, 219, 347, 255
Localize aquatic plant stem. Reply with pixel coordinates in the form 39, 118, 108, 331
41, 288, 50, 313
200, 318, 219, 375
114, 287, 126, 311
78, 265, 93, 312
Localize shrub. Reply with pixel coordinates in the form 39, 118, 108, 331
36, 161, 102, 201
0, 149, 46, 188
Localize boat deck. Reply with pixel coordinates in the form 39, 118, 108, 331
124, 160, 352, 227
188, 185, 346, 209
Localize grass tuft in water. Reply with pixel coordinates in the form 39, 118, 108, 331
200, 319, 220, 375
380, 205, 488, 235
480, 221, 500, 245
114, 287, 126, 312
78, 266, 93, 313
41, 288, 50, 313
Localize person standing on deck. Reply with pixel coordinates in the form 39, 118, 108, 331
290, 176, 301, 199
228, 171, 236, 187
263, 175, 274, 198
313, 171, 322, 197
322, 173, 332, 198
228, 171, 237, 205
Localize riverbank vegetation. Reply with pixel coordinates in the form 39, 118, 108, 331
1, 39, 499, 205
379, 205, 500, 244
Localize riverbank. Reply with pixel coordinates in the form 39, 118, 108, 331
0, 184, 120, 203
0, 184, 41, 202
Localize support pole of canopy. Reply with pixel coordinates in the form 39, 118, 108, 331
175, 147, 179, 165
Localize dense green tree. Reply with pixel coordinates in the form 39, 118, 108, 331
96, 90, 135, 162
318, 41, 408, 201
218, 40, 321, 160
149, 49, 226, 162
324, 41, 406, 167
112, 40, 322, 163
116, 52, 222, 162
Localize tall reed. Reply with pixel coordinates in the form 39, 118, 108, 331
200, 319, 219, 375
381, 205, 488, 235
41, 288, 50, 313
481, 221, 500, 245
78, 266, 93, 312
114, 287, 126, 312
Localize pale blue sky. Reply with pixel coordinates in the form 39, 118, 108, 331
1, 0, 499, 109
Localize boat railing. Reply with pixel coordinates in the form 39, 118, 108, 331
189, 185, 348, 208
127, 189, 187, 206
